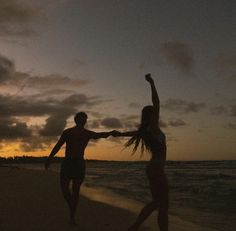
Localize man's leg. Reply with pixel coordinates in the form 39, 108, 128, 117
60, 178, 74, 223
70, 179, 83, 224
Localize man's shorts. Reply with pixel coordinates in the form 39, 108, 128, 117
60, 158, 86, 181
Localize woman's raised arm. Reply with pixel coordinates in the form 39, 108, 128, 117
145, 73, 160, 118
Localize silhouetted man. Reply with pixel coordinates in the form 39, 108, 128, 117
45, 112, 114, 225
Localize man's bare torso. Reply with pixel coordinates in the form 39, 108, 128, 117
62, 127, 96, 159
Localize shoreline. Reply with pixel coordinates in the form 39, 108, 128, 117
0, 166, 218, 231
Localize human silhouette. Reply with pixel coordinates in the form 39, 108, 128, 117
113, 74, 168, 231
45, 112, 114, 225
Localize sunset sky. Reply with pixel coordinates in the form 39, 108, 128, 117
0, 0, 235, 160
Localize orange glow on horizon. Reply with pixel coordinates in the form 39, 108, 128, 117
1, 137, 235, 161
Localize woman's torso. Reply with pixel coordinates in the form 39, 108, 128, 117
146, 129, 167, 172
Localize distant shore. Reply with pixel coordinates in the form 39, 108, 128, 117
1, 156, 234, 165
0, 166, 218, 231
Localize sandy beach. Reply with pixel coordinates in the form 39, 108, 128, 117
0, 167, 218, 231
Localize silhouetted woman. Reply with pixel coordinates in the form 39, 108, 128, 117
114, 74, 168, 231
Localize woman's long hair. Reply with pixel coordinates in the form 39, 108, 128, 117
125, 105, 158, 156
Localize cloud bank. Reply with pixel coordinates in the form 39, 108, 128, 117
0, 53, 101, 152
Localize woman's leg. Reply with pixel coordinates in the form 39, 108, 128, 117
129, 201, 157, 231
157, 176, 169, 231
158, 206, 168, 231
148, 173, 169, 231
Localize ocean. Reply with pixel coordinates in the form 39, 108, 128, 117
21, 160, 236, 231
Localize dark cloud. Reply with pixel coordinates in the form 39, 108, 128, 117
230, 105, 236, 117
89, 114, 139, 130
168, 119, 187, 127
43, 89, 75, 95
0, 94, 75, 117
8, 73, 87, 93
162, 98, 205, 113
20, 141, 46, 152
20, 136, 53, 152
159, 41, 194, 73
39, 113, 68, 137
0, 53, 88, 93
210, 106, 227, 115
113, 114, 186, 130
0, 92, 101, 141
0, 54, 15, 82
62, 94, 93, 107
228, 123, 236, 130
0, 0, 39, 38
213, 54, 236, 80
1, 91, 102, 130
101, 117, 123, 129
0, 52, 104, 149
119, 114, 139, 130
0, 117, 32, 140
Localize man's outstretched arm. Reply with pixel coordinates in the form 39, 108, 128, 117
89, 131, 115, 139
